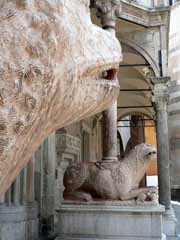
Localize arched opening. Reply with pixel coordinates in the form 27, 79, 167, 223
117, 113, 158, 188
117, 42, 156, 121
116, 41, 159, 188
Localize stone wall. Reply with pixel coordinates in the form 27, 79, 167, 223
168, 1, 180, 189
0, 115, 103, 239
0, 204, 39, 240
54, 117, 103, 208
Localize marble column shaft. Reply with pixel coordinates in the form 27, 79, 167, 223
95, 0, 121, 162
102, 102, 117, 161
152, 77, 171, 210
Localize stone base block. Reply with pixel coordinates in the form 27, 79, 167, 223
172, 202, 180, 234
56, 201, 165, 240
0, 203, 39, 240
163, 207, 178, 237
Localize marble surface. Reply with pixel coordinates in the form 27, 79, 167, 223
56, 202, 165, 240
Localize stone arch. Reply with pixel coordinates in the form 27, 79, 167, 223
119, 36, 160, 77
118, 110, 154, 121
117, 37, 158, 121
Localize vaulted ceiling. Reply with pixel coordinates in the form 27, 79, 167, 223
91, 8, 156, 120
117, 42, 154, 119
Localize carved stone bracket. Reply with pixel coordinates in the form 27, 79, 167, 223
151, 77, 170, 111
95, 0, 121, 29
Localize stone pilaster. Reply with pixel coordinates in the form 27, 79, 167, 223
95, 0, 121, 162
41, 133, 56, 234
26, 156, 35, 203
0, 194, 5, 204
152, 77, 171, 210
20, 167, 27, 204
5, 187, 11, 205
11, 175, 20, 205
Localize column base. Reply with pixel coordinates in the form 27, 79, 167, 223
56, 201, 165, 240
0, 202, 39, 240
163, 207, 178, 237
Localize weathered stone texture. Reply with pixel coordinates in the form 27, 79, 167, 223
64, 143, 157, 201
0, 204, 39, 240
56, 202, 165, 240
168, 2, 180, 188
0, 0, 122, 194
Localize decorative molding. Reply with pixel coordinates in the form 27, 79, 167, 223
151, 76, 170, 85
151, 77, 170, 111
56, 133, 81, 152
95, 0, 122, 28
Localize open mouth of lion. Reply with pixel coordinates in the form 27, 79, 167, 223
83, 63, 119, 87
101, 68, 118, 81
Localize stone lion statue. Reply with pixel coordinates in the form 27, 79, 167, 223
0, 0, 122, 194
64, 143, 157, 202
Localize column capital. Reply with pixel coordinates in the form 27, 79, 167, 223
151, 77, 170, 111
94, 0, 121, 29
151, 76, 170, 85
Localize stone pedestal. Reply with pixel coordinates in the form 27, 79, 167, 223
0, 203, 39, 240
55, 201, 166, 240
163, 207, 178, 237
172, 202, 180, 234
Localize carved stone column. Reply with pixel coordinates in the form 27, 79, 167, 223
152, 77, 171, 210
95, 0, 121, 162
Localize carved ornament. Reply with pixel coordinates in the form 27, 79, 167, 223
95, 0, 121, 28
151, 77, 170, 111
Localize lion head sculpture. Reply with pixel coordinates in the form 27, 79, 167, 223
0, 0, 122, 194
133, 143, 157, 162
